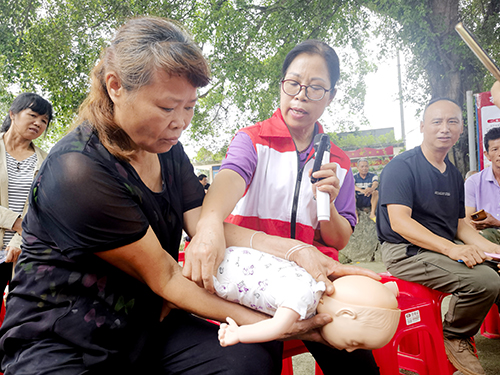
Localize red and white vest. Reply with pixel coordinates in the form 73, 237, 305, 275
225, 109, 352, 259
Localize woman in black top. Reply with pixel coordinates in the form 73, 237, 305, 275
0, 17, 328, 375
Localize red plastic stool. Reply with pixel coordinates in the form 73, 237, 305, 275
282, 340, 323, 375
480, 303, 500, 339
373, 273, 456, 375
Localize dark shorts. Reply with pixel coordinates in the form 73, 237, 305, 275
356, 194, 372, 209
1, 310, 282, 375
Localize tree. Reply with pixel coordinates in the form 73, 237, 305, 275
0, 0, 376, 150
1, 0, 499, 175
360, 0, 500, 174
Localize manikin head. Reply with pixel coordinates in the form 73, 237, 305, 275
317, 275, 400, 352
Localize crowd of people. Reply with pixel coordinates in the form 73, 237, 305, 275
0, 14, 499, 375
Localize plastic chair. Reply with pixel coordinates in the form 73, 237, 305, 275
480, 303, 500, 339
282, 340, 323, 375
373, 272, 457, 375
178, 251, 185, 266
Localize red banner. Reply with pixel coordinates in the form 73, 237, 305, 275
345, 146, 394, 168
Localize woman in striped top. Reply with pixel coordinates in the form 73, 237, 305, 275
0, 92, 52, 312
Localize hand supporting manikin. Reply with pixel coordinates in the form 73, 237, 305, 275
317, 275, 401, 352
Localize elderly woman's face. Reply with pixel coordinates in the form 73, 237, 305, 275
111, 69, 198, 154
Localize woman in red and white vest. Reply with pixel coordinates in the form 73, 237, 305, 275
185, 40, 380, 374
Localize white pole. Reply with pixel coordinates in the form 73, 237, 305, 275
466, 90, 477, 172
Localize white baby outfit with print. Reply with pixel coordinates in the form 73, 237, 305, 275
214, 246, 325, 319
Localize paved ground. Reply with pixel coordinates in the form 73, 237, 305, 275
291, 261, 500, 375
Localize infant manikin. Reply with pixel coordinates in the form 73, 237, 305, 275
215, 247, 400, 350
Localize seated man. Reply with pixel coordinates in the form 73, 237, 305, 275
465, 127, 500, 245
353, 158, 378, 219
376, 98, 500, 375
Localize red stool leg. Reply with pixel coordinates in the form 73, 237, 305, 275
480, 304, 500, 339
281, 357, 294, 375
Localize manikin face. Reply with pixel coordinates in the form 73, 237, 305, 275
280, 53, 335, 138
9, 108, 48, 141
420, 100, 463, 153
485, 138, 500, 169
109, 69, 198, 154
357, 161, 369, 177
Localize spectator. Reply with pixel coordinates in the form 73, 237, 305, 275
377, 97, 500, 375
353, 158, 378, 220
198, 173, 210, 191
0, 93, 52, 316
465, 127, 500, 245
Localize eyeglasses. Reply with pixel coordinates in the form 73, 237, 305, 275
281, 79, 332, 101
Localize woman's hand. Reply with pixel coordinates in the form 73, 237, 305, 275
310, 163, 340, 203
5, 246, 21, 263
290, 246, 380, 295
182, 220, 226, 294
279, 312, 332, 344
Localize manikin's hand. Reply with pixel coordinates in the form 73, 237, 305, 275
447, 244, 486, 268
471, 211, 500, 231
290, 246, 380, 296
182, 221, 225, 294
309, 163, 340, 203
218, 317, 241, 347
5, 246, 21, 263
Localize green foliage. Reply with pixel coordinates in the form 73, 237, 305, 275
1, 0, 499, 172
192, 145, 227, 164
329, 130, 400, 150
0, 0, 377, 150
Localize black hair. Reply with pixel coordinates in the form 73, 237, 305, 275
198, 174, 207, 180
2, 92, 53, 133
422, 97, 461, 119
484, 127, 500, 152
281, 40, 340, 90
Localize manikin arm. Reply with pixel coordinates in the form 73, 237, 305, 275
218, 307, 301, 347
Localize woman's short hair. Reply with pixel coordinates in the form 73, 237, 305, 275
77, 16, 211, 160
2, 92, 53, 133
281, 40, 340, 90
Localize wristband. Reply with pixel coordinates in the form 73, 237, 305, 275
249, 231, 265, 249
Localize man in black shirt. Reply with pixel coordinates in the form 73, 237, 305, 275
377, 98, 500, 375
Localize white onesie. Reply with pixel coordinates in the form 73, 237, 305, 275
214, 246, 325, 319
